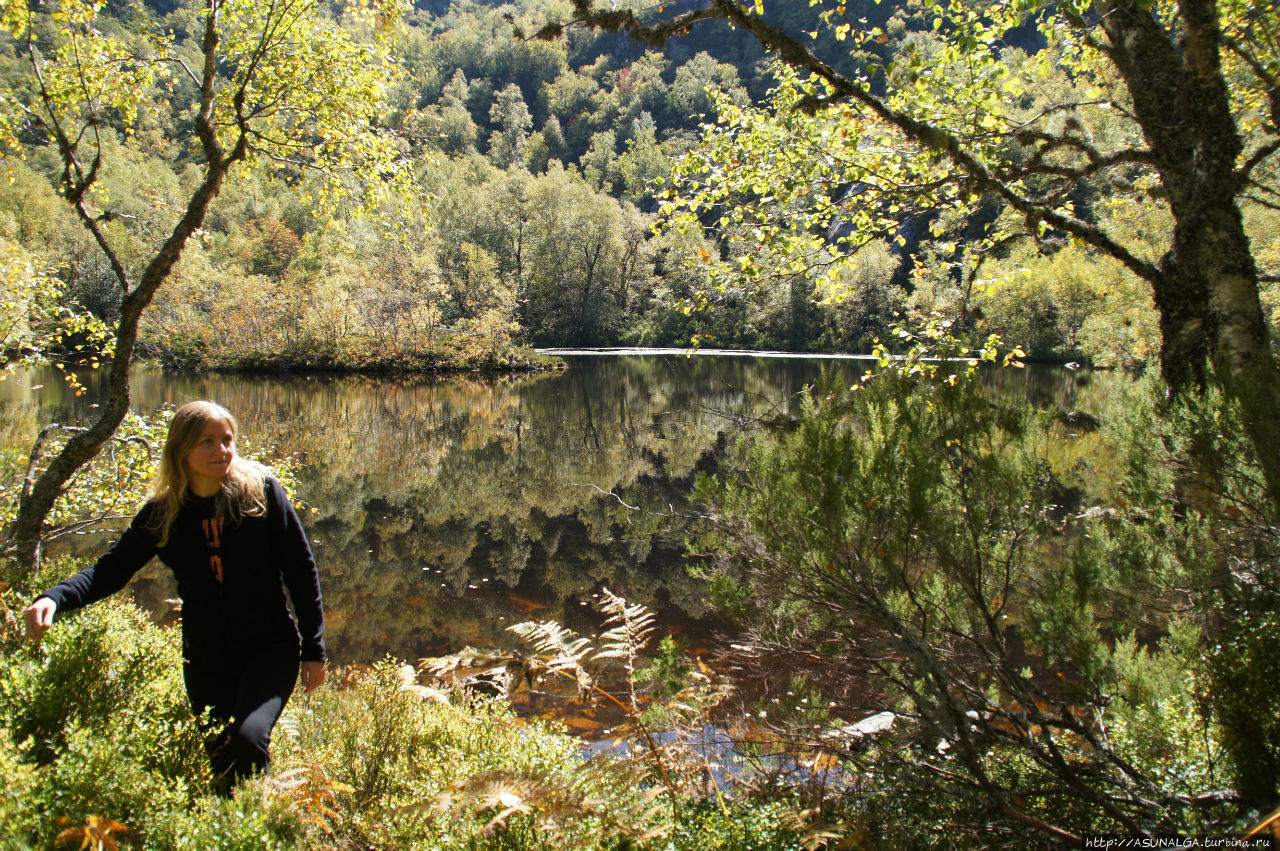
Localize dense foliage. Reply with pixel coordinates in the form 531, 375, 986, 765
5, 0, 1240, 365
0, 572, 835, 849
696, 344, 1280, 842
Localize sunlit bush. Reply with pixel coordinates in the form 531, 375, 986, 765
0, 596, 299, 848
973, 242, 1160, 367
696, 359, 1266, 841
0, 581, 816, 848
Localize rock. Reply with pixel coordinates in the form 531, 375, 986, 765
1056, 409, 1101, 431
839, 711, 896, 739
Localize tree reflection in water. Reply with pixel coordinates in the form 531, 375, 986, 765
6, 355, 1114, 672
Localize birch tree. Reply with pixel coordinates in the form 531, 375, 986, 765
1, 0, 410, 569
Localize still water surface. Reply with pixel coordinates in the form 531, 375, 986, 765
2, 354, 1114, 675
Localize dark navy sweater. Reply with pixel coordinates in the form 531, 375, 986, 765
38, 477, 326, 663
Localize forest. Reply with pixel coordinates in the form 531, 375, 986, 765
7, 0, 1268, 367
4, 0, 1280, 846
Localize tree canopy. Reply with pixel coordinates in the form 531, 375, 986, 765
548, 0, 1280, 512
0, 0, 410, 566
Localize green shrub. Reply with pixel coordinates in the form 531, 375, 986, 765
0, 727, 38, 851
0, 596, 305, 848
695, 358, 1264, 841
2, 599, 196, 766
269, 659, 575, 846
0, 585, 817, 849
672, 798, 814, 850
972, 242, 1160, 367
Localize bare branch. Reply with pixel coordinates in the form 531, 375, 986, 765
71, 199, 132, 292
1237, 139, 1280, 188
1244, 192, 1280, 213
163, 55, 202, 87
21, 424, 88, 503
194, 0, 226, 166
1008, 127, 1158, 178
557, 0, 728, 49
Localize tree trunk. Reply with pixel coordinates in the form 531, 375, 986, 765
1185, 213, 1280, 512
577, 244, 602, 344
1101, 0, 1280, 516
10, 160, 235, 572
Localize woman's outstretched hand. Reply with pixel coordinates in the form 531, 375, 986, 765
23, 597, 56, 643
301, 660, 326, 693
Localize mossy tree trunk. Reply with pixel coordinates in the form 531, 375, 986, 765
1105, 0, 1280, 524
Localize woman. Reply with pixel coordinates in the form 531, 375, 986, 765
23, 400, 327, 787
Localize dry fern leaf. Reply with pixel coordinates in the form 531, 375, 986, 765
595, 587, 656, 665
434, 763, 671, 848
508, 620, 597, 698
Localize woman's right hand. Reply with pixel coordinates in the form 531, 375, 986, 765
23, 597, 56, 643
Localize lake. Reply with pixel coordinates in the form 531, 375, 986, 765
2, 353, 1114, 674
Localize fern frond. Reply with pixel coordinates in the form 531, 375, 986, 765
508, 619, 596, 696
419, 645, 510, 678
275, 707, 301, 741
434, 761, 671, 848
508, 620, 594, 667
420, 646, 521, 699
787, 806, 859, 850
396, 663, 451, 702
662, 672, 733, 726
596, 588, 656, 660
595, 588, 655, 713
264, 756, 353, 836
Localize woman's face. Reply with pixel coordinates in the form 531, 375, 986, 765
184, 417, 236, 487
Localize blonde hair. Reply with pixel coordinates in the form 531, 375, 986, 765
147, 400, 269, 546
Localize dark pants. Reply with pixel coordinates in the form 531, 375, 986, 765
183, 642, 299, 787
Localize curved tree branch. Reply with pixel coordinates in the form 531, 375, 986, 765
1237, 139, 1280, 189
560, 0, 1163, 284
22, 19, 131, 295
11, 0, 248, 569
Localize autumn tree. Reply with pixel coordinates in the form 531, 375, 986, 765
1, 0, 409, 569
547, 0, 1280, 514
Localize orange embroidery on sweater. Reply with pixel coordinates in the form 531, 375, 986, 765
201, 517, 223, 548
202, 518, 225, 582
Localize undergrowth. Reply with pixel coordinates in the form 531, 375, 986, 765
0, 578, 821, 850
